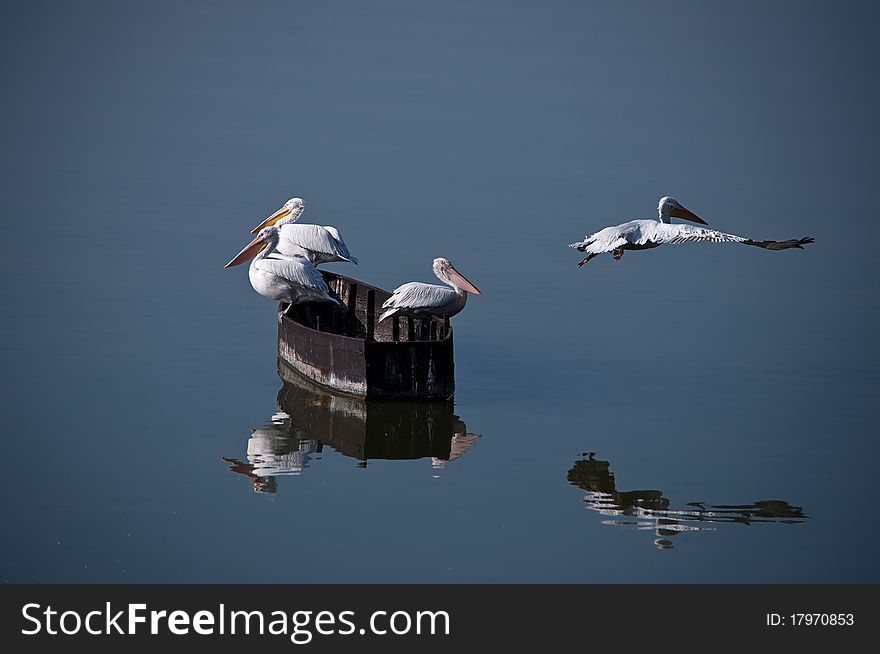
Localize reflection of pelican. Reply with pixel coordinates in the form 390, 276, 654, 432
567, 453, 806, 550
222, 412, 318, 494
224, 226, 340, 312
250, 197, 359, 265
432, 432, 482, 471
379, 258, 482, 322
569, 196, 814, 267
223, 363, 481, 493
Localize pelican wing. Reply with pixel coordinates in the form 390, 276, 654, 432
379, 282, 457, 321
322, 226, 359, 263
568, 223, 633, 254
277, 224, 358, 263
382, 282, 457, 310
639, 222, 749, 245
641, 223, 813, 249
570, 218, 814, 259
254, 256, 332, 295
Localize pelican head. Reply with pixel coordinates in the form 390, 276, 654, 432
658, 196, 708, 225
225, 226, 279, 268
251, 197, 305, 234
433, 257, 482, 295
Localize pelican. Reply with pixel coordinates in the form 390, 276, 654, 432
569, 196, 814, 267
224, 226, 340, 312
250, 197, 359, 265
379, 258, 482, 322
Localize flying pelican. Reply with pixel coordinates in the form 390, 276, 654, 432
224, 226, 340, 313
379, 258, 482, 322
569, 196, 814, 267
250, 197, 359, 266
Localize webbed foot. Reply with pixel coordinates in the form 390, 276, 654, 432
577, 253, 598, 268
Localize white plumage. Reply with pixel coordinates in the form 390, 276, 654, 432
380, 282, 463, 321
224, 226, 340, 307
275, 223, 359, 265
250, 253, 337, 305
251, 197, 358, 266
569, 196, 814, 267
379, 258, 482, 322
573, 220, 749, 252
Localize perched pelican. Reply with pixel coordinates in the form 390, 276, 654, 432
379, 258, 482, 322
250, 197, 358, 266
224, 226, 340, 312
569, 196, 814, 267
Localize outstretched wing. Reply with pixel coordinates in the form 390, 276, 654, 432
569, 219, 814, 260
277, 224, 357, 262
255, 255, 332, 295
642, 224, 814, 250
568, 223, 633, 254
641, 223, 749, 245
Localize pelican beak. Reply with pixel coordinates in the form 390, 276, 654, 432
250, 206, 291, 234
448, 267, 482, 295
224, 234, 266, 268
670, 205, 708, 225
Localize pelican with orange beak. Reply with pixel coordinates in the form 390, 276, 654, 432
379, 258, 482, 322
225, 226, 340, 314
569, 196, 813, 266
251, 197, 358, 266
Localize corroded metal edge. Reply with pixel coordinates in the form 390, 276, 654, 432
278, 315, 368, 397
277, 272, 456, 399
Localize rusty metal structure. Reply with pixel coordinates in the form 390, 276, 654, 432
278, 272, 455, 399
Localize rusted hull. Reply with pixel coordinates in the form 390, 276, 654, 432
277, 272, 456, 399
278, 313, 368, 396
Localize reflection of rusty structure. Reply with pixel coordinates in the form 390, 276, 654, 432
567, 453, 807, 550
223, 362, 481, 493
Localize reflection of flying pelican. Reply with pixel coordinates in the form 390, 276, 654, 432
223, 364, 482, 493
224, 226, 340, 313
567, 453, 806, 550
250, 197, 358, 265
379, 258, 482, 322
569, 196, 814, 267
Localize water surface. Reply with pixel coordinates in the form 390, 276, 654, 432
1, 0, 878, 583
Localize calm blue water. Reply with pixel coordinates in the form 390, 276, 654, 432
1, 0, 878, 583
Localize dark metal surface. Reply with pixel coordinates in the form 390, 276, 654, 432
277, 272, 456, 398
